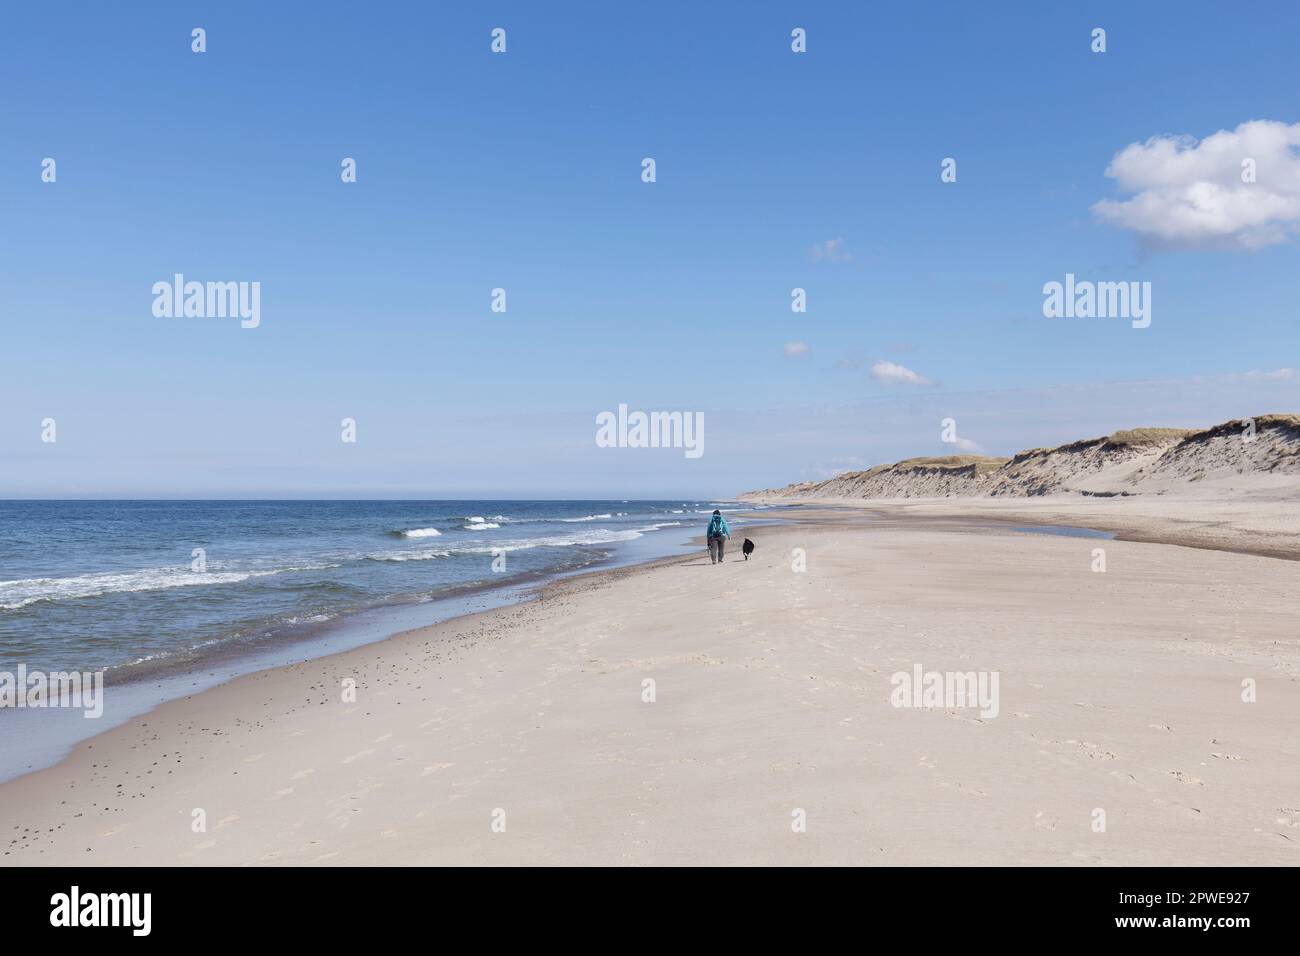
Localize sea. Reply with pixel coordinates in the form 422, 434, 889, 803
0, 499, 774, 780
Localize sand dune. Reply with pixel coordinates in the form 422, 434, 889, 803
743, 414, 1300, 501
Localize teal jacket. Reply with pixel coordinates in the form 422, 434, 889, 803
707, 514, 731, 538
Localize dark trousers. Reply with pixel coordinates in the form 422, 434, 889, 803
708, 535, 726, 563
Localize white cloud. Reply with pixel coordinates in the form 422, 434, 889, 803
949, 436, 986, 454
813, 456, 866, 479
1092, 120, 1300, 249
870, 360, 934, 387
809, 237, 851, 262
1242, 367, 1297, 381
783, 341, 809, 358
833, 347, 865, 370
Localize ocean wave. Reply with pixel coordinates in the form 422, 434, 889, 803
0, 562, 341, 611
397, 527, 443, 538
280, 613, 335, 626
463, 521, 500, 530
366, 549, 452, 562
477, 512, 641, 526
116, 611, 339, 668
453, 528, 647, 553
368, 523, 670, 562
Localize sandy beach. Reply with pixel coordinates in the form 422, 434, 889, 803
2, 505, 1296, 866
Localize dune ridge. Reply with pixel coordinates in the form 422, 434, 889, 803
742, 414, 1300, 501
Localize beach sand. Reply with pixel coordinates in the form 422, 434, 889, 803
2, 507, 1297, 866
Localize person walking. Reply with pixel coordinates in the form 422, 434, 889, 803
706, 509, 731, 565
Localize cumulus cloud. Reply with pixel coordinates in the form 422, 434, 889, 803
783, 341, 809, 358
809, 237, 851, 262
1092, 120, 1300, 249
870, 360, 934, 387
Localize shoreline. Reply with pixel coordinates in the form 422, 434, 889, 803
0, 522, 758, 845
0, 515, 780, 785
3, 506, 1296, 865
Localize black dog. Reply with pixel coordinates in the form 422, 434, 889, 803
742, 538, 755, 560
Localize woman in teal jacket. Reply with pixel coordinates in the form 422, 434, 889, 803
706, 510, 731, 564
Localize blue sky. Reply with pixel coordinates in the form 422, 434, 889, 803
2, 1, 1298, 497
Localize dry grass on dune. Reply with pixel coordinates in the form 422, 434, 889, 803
853, 455, 1009, 479
1106, 427, 1197, 446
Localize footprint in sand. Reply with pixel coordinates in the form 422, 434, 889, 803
1073, 741, 1117, 760
290, 768, 315, 781
242, 753, 267, 763
420, 763, 454, 777
342, 748, 375, 764
269, 788, 294, 800
1168, 770, 1203, 786
216, 813, 240, 828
